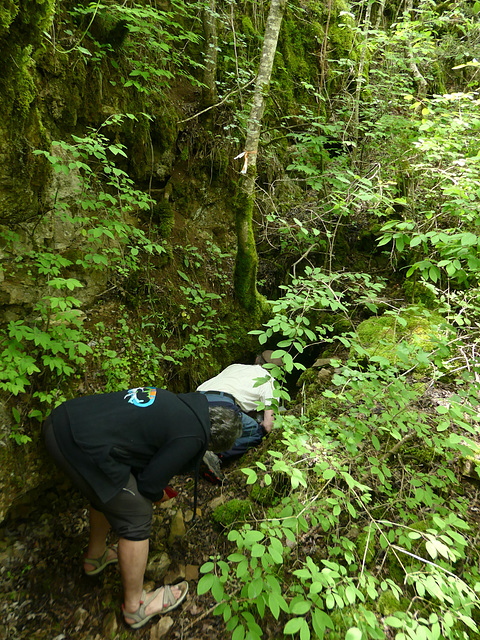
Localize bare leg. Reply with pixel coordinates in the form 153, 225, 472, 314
120, 537, 183, 624
119, 537, 149, 612
84, 506, 117, 573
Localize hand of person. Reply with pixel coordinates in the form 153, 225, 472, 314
261, 421, 272, 434
261, 409, 274, 434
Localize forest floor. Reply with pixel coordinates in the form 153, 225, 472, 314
3, 384, 480, 640
0, 453, 260, 640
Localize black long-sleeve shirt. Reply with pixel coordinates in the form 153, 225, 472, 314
51, 387, 210, 503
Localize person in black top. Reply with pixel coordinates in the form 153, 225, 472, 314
43, 387, 241, 629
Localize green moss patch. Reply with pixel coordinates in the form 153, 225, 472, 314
353, 306, 451, 368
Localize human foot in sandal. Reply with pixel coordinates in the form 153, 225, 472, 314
123, 581, 189, 629
83, 546, 118, 576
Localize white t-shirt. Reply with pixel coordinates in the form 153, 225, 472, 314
196, 364, 275, 413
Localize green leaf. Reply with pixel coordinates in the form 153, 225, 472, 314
323, 468, 336, 480
269, 591, 289, 618
251, 543, 265, 557
345, 585, 356, 604
385, 616, 404, 628
243, 530, 265, 545
460, 232, 478, 246
345, 628, 362, 640
232, 624, 246, 640
290, 598, 311, 615
242, 468, 258, 484
299, 621, 310, 640
197, 573, 214, 595
425, 540, 437, 559
211, 578, 224, 602
346, 502, 357, 518
284, 617, 305, 634
312, 609, 334, 639
228, 553, 246, 563
458, 614, 478, 631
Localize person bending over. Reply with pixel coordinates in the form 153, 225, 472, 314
197, 350, 283, 466
43, 386, 242, 629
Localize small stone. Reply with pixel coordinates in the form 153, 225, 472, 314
313, 358, 333, 367
207, 495, 227, 511
164, 563, 185, 585
146, 552, 171, 581
144, 579, 156, 593
189, 604, 202, 615
0, 550, 11, 565
185, 564, 199, 581
317, 368, 332, 384
184, 506, 202, 522
73, 607, 89, 631
168, 510, 186, 545
149, 616, 174, 639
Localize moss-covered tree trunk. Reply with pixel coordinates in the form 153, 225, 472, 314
201, 0, 218, 109
234, 0, 286, 311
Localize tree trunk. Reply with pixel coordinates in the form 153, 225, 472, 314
234, 0, 286, 311
405, 0, 427, 98
352, 0, 373, 153
201, 0, 218, 110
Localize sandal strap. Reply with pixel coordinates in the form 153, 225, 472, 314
122, 589, 146, 624
123, 588, 162, 624
84, 547, 110, 569
160, 585, 178, 609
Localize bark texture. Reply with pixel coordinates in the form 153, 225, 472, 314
234, 0, 287, 311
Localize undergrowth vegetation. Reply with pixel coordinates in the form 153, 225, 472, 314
0, 113, 235, 439
200, 279, 480, 640
196, 5, 480, 637
1, 0, 480, 639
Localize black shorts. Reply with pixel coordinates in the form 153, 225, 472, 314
43, 416, 153, 541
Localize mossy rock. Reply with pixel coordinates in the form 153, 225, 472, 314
356, 531, 376, 565
212, 499, 251, 528
402, 444, 438, 466
352, 306, 452, 369
376, 590, 409, 616
402, 280, 437, 309
152, 200, 175, 239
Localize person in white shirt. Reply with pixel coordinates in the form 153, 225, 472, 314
197, 350, 283, 464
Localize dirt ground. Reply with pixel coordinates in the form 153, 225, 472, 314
0, 458, 252, 640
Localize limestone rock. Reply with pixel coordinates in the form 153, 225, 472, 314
164, 563, 186, 585
149, 616, 174, 639
73, 607, 89, 631
185, 564, 199, 581
207, 495, 227, 511
146, 552, 171, 581
167, 510, 186, 545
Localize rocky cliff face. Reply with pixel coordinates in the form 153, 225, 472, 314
0, 0, 355, 521
0, 0, 242, 521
